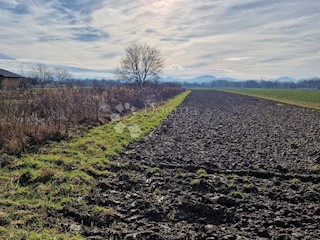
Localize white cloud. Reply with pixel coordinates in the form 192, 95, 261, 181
216, 68, 235, 73
224, 57, 254, 61
0, 0, 319, 79
168, 64, 184, 71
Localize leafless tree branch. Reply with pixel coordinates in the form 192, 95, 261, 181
115, 42, 164, 86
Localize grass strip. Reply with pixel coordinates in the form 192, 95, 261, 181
0, 90, 190, 240
218, 88, 320, 110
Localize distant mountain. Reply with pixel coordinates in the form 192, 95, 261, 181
161, 75, 239, 83
274, 77, 297, 82
191, 75, 217, 82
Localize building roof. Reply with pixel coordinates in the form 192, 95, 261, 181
0, 69, 23, 78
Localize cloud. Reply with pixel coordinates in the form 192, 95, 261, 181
0, 53, 15, 60
216, 68, 235, 73
224, 57, 254, 61
57, 0, 105, 14
228, 0, 280, 12
73, 32, 109, 42
102, 52, 119, 59
0, 0, 319, 79
168, 64, 184, 71
0, 1, 29, 14
145, 28, 157, 34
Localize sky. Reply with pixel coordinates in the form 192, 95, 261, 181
0, 0, 319, 80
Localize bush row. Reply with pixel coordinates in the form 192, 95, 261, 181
0, 84, 184, 154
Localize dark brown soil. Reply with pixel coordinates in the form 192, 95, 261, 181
63, 90, 320, 239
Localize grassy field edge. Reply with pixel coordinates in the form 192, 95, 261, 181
0, 90, 190, 240
217, 88, 320, 110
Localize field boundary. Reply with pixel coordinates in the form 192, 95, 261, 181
218, 89, 320, 110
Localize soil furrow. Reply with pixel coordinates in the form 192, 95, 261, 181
67, 90, 320, 239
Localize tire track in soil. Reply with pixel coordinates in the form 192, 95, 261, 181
65, 90, 320, 239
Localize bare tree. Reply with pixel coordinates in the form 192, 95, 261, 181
54, 67, 72, 86
30, 63, 54, 86
115, 42, 164, 86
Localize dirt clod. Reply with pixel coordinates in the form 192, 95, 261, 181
66, 91, 320, 239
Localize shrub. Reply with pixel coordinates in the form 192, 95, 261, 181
0, 84, 184, 154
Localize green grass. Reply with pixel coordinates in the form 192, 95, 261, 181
146, 167, 161, 175
219, 88, 320, 109
187, 87, 216, 90
0, 91, 190, 239
196, 169, 207, 178
190, 178, 202, 186
308, 165, 320, 174
290, 178, 301, 185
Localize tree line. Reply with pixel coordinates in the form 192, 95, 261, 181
19, 42, 165, 88
182, 78, 320, 89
